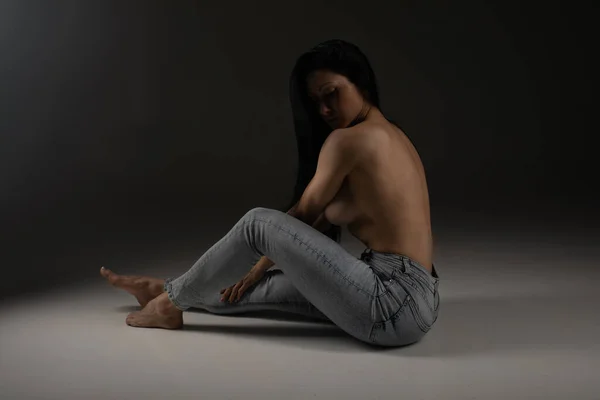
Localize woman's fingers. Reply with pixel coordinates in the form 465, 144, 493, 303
220, 287, 231, 301
236, 285, 245, 302
236, 281, 250, 302
229, 281, 242, 303
221, 273, 260, 303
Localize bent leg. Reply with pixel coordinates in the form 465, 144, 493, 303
165, 207, 380, 343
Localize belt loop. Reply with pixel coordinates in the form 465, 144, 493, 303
360, 248, 373, 262
401, 256, 409, 273
432, 265, 440, 289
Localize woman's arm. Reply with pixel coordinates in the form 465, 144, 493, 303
287, 200, 331, 232
286, 200, 300, 216
311, 212, 333, 233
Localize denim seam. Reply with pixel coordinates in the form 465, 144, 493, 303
190, 223, 254, 304
169, 276, 212, 306
396, 273, 430, 302
373, 294, 410, 325
251, 217, 375, 299
407, 295, 431, 333
371, 276, 402, 301
409, 270, 436, 294
164, 279, 188, 311
368, 322, 377, 342
375, 289, 394, 300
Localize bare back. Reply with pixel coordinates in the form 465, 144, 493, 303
323, 121, 433, 272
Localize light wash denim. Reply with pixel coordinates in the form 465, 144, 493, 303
165, 207, 440, 347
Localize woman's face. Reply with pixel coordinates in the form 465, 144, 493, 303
306, 69, 366, 129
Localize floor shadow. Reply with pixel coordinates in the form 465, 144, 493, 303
394, 293, 599, 358
114, 305, 383, 352
114, 305, 333, 324
187, 308, 334, 324
178, 322, 392, 353
112, 294, 598, 356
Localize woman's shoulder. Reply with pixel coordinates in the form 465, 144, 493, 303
347, 121, 393, 148
350, 119, 392, 135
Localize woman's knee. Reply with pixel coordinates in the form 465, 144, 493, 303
242, 207, 284, 223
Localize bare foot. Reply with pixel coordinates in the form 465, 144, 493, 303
100, 266, 165, 307
126, 292, 183, 329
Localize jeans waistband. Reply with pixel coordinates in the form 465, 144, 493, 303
359, 248, 439, 285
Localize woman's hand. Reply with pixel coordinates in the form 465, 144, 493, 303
220, 265, 267, 303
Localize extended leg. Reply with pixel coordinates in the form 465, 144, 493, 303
100, 267, 165, 307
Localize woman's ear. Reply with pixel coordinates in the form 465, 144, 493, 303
360, 88, 370, 102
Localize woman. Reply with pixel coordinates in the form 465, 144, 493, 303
100, 39, 440, 347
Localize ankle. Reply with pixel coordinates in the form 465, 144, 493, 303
157, 293, 181, 313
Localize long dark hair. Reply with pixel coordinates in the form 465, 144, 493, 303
286, 39, 382, 243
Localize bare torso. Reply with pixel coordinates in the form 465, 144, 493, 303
323, 120, 433, 273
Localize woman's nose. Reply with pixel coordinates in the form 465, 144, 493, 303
319, 103, 333, 117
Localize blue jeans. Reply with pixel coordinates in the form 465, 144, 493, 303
164, 207, 440, 347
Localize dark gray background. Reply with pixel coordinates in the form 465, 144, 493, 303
0, 1, 595, 299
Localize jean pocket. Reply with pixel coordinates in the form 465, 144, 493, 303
396, 272, 438, 313
370, 275, 408, 323
368, 296, 425, 347
409, 271, 436, 295
406, 293, 437, 333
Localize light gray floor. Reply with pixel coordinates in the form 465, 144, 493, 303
1, 225, 598, 399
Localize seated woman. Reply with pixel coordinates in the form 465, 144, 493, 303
100, 39, 440, 347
